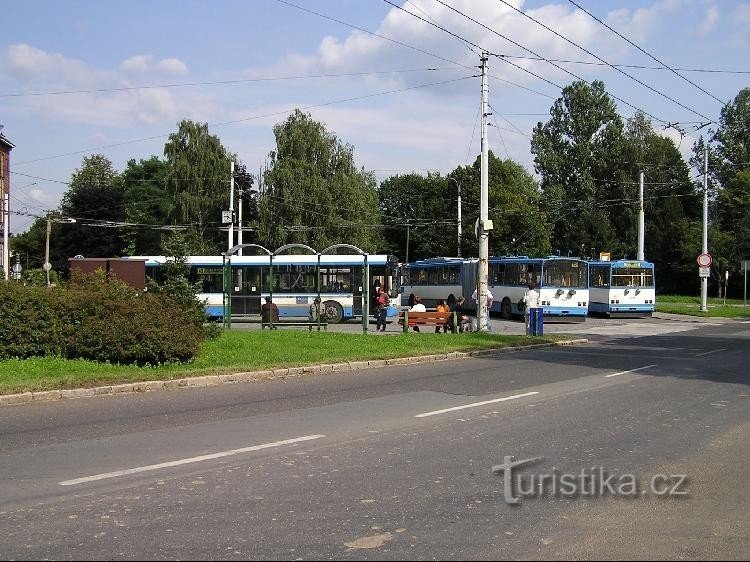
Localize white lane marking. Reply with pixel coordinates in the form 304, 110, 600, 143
604, 365, 657, 378
694, 348, 727, 357
414, 392, 539, 418
59, 434, 325, 486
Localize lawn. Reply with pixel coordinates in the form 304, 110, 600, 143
657, 295, 750, 318
0, 330, 564, 395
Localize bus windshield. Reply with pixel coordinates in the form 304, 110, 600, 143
611, 267, 654, 287
542, 260, 588, 288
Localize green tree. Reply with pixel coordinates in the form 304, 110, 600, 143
121, 156, 171, 255
620, 113, 700, 293
53, 154, 126, 268
451, 153, 550, 258
257, 110, 380, 252
379, 172, 454, 262
531, 80, 625, 257
163, 120, 232, 251
379, 154, 549, 262
694, 88, 750, 295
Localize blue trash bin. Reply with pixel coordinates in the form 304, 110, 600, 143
529, 307, 544, 336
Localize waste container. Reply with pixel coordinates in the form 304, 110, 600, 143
529, 307, 544, 336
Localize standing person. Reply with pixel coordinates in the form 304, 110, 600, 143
523, 281, 541, 336
375, 288, 390, 332
435, 299, 449, 333
308, 297, 322, 331
261, 296, 280, 328
409, 295, 426, 332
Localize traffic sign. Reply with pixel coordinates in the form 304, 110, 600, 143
697, 253, 712, 267
699, 266, 710, 278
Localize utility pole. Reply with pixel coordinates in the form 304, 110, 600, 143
457, 180, 462, 258
228, 160, 235, 252
237, 183, 244, 256
2, 189, 8, 281
637, 171, 645, 261
700, 145, 709, 312
478, 52, 491, 332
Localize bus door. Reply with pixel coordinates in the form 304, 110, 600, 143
352, 265, 364, 316
231, 266, 262, 316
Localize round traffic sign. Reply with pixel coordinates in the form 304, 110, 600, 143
697, 253, 712, 267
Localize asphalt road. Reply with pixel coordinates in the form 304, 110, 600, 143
0, 317, 748, 560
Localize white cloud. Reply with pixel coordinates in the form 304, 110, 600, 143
734, 3, 750, 36
120, 55, 188, 76
695, 5, 720, 37
3, 43, 89, 82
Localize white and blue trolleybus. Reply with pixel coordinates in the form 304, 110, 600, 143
588, 259, 655, 317
129, 254, 400, 323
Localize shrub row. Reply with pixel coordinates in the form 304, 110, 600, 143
0, 274, 207, 365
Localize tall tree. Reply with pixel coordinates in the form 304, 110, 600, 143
163, 120, 232, 252
53, 154, 126, 266
379, 154, 549, 262
257, 110, 380, 252
531, 80, 625, 257
121, 156, 171, 255
694, 88, 750, 294
622, 113, 700, 293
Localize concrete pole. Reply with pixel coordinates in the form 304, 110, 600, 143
478, 52, 490, 332
637, 171, 645, 261
238, 187, 243, 256
2, 190, 8, 281
45, 216, 51, 287
228, 161, 235, 252
701, 146, 708, 312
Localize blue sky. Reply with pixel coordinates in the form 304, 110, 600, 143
2, 0, 749, 233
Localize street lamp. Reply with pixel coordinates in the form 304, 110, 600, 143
449, 178, 462, 258
45, 215, 76, 286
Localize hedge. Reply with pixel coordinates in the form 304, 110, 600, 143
0, 275, 207, 365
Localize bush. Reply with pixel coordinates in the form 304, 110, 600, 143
0, 274, 207, 365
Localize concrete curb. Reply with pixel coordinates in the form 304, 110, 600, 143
0, 339, 588, 407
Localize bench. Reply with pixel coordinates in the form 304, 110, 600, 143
261, 321, 328, 331
398, 311, 457, 333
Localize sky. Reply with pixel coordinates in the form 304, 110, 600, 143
2, 0, 749, 233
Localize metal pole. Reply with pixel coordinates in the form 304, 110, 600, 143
3, 190, 9, 281
478, 51, 490, 332
701, 146, 708, 312
238, 184, 243, 256
362, 255, 369, 334
457, 181, 462, 258
45, 216, 51, 287
637, 171, 645, 261
228, 161, 235, 252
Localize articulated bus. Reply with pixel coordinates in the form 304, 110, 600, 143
588, 259, 655, 317
399, 257, 466, 309
401, 256, 589, 322
129, 254, 400, 323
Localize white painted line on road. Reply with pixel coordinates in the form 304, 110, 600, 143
59, 434, 325, 486
604, 365, 657, 378
414, 392, 539, 418
694, 348, 727, 357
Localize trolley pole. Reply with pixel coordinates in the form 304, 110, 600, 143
637, 171, 645, 261
701, 146, 708, 312
477, 52, 490, 332
228, 161, 235, 252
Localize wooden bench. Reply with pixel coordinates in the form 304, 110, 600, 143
398, 311, 457, 333
261, 321, 328, 331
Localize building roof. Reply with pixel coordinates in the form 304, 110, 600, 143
0, 133, 15, 150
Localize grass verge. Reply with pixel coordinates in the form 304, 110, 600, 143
657, 295, 750, 318
0, 331, 565, 395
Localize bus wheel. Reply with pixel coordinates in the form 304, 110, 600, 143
501, 298, 512, 319
323, 301, 344, 324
